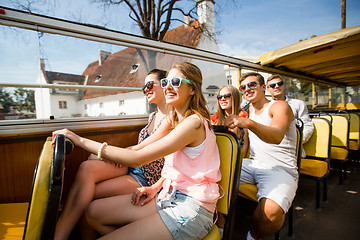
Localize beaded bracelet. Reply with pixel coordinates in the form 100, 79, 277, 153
97, 142, 108, 160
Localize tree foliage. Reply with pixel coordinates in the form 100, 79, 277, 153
0, 88, 13, 113
0, 88, 35, 114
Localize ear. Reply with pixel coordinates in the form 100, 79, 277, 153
190, 87, 195, 96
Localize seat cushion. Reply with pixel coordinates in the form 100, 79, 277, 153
349, 140, 359, 151
330, 147, 348, 160
238, 184, 258, 202
300, 158, 328, 178
201, 224, 220, 240
0, 202, 28, 240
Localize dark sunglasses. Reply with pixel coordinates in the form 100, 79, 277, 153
269, 81, 284, 88
217, 93, 232, 100
160, 77, 193, 88
239, 81, 258, 92
142, 81, 154, 93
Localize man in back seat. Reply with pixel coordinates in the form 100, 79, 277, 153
225, 72, 298, 240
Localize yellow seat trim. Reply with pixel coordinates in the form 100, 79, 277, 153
201, 225, 220, 240
238, 184, 258, 202
300, 158, 328, 178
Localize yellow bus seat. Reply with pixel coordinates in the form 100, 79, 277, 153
238, 123, 303, 239
202, 126, 243, 240
336, 103, 346, 110
346, 102, 360, 110
300, 117, 331, 208
0, 134, 71, 240
349, 113, 360, 150
320, 114, 349, 184
0, 203, 28, 240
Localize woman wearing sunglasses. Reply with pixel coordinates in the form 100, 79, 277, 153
211, 85, 249, 154
54, 69, 168, 240
52, 62, 221, 240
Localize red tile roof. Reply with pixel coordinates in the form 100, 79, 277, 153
81, 20, 203, 99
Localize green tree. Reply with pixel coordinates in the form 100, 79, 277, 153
0, 88, 13, 113
13, 88, 35, 112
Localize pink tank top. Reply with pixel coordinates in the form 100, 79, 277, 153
159, 114, 221, 212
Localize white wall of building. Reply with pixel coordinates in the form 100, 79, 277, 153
50, 94, 81, 118
79, 91, 147, 117
35, 69, 52, 119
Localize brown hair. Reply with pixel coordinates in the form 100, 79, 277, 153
267, 74, 284, 84
148, 69, 167, 81
239, 72, 265, 86
167, 62, 211, 129
216, 85, 241, 135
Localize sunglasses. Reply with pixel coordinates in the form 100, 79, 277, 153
269, 81, 284, 88
142, 81, 154, 93
239, 81, 258, 92
160, 77, 193, 88
217, 93, 232, 100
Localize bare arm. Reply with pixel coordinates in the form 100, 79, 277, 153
225, 101, 294, 144
52, 115, 204, 168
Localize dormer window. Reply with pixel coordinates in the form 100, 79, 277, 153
95, 75, 102, 83
130, 64, 140, 74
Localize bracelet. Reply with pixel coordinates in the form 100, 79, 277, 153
97, 142, 108, 160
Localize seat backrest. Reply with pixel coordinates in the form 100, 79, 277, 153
23, 134, 68, 240
214, 128, 243, 215
320, 114, 349, 149
213, 126, 243, 240
349, 113, 360, 141
303, 117, 332, 159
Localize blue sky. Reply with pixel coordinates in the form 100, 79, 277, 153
0, 0, 359, 84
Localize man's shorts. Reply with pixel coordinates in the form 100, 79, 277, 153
240, 158, 299, 213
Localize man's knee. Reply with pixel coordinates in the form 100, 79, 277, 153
257, 198, 285, 225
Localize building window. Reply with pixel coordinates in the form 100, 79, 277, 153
119, 100, 124, 106
226, 75, 232, 85
95, 75, 102, 83
130, 64, 140, 74
59, 101, 67, 109
99, 102, 103, 108
84, 104, 87, 110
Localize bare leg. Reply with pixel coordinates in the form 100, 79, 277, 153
94, 174, 141, 199
250, 198, 285, 239
54, 159, 128, 240
86, 194, 173, 240
77, 174, 141, 237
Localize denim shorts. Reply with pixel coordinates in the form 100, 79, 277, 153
128, 166, 148, 187
155, 187, 214, 240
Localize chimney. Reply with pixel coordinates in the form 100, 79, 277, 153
184, 14, 192, 28
196, 0, 215, 35
99, 50, 111, 66
40, 58, 46, 71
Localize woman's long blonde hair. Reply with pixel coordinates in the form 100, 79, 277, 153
216, 85, 241, 135
167, 62, 211, 129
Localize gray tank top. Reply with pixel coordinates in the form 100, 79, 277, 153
249, 101, 298, 175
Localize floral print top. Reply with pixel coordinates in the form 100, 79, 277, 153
138, 111, 165, 186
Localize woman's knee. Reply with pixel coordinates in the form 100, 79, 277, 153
85, 200, 102, 228
76, 160, 101, 181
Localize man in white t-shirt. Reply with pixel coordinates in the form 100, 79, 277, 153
267, 74, 314, 156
